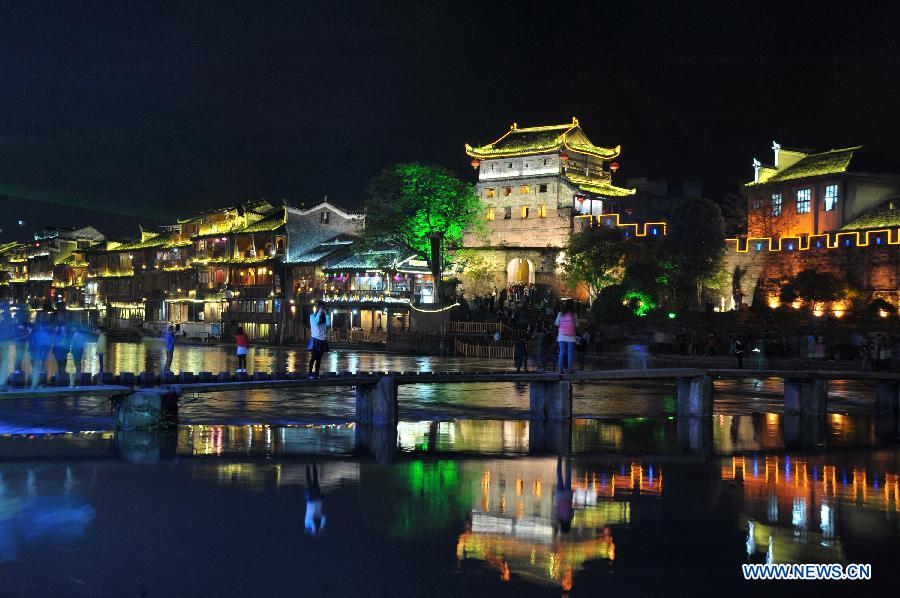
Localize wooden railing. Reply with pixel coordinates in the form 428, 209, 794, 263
455, 338, 515, 359
345, 329, 387, 343
445, 321, 522, 339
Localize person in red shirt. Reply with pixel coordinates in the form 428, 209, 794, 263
235, 327, 249, 373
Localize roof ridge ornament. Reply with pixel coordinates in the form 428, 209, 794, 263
572, 117, 579, 126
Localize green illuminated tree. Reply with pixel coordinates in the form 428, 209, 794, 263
561, 224, 629, 303
365, 163, 484, 300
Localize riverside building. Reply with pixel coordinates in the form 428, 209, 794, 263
464, 117, 636, 296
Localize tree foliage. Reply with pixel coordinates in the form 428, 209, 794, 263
592, 283, 631, 322
717, 192, 747, 237
365, 163, 484, 268
454, 250, 496, 298
561, 225, 628, 300
868, 298, 897, 316
779, 269, 848, 305
665, 197, 726, 305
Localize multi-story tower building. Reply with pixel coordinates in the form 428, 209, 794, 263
464, 117, 633, 293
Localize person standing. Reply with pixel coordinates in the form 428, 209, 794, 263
70, 327, 86, 375
29, 323, 51, 388
13, 320, 29, 373
235, 327, 249, 373
308, 305, 328, 379
0, 306, 13, 391
576, 330, 587, 370
514, 332, 528, 373
52, 323, 70, 377
532, 324, 547, 371
95, 326, 108, 374
163, 325, 176, 373
555, 300, 578, 373
734, 335, 745, 369
595, 330, 605, 355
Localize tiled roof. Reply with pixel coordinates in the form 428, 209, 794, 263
325, 249, 402, 271
565, 174, 636, 198
466, 118, 620, 160
238, 212, 286, 233
748, 147, 861, 186
290, 238, 355, 264
841, 200, 900, 231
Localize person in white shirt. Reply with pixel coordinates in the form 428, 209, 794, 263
308, 304, 329, 379
304, 464, 326, 536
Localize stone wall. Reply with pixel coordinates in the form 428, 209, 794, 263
724, 241, 900, 307
457, 247, 567, 296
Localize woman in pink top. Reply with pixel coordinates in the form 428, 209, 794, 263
555, 300, 578, 373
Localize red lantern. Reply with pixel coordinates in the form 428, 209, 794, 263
610, 161, 620, 173
470, 159, 480, 169
559, 152, 569, 161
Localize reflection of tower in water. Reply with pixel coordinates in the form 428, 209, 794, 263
456, 458, 662, 590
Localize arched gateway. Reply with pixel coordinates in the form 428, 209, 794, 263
506, 258, 535, 285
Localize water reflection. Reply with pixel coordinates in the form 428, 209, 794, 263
723, 454, 900, 566
0, 441, 899, 594
0, 467, 96, 563
0, 413, 895, 463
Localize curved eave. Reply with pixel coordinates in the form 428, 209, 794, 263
565, 175, 635, 198
564, 140, 621, 160
575, 184, 636, 198
465, 142, 563, 159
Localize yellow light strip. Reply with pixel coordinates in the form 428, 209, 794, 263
727, 227, 900, 253
410, 302, 460, 313
582, 213, 668, 237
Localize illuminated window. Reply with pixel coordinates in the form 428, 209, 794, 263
796, 189, 811, 214
504, 187, 512, 196
539, 205, 548, 218
503, 207, 511, 219
486, 208, 495, 221
751, 198, 762, 210
771, 193, 782, 216
521, 206, 529, 218
539, 184, 547, 193
824, 184, 838, 211
520, 185, 530, 194
485, 188, 496, 198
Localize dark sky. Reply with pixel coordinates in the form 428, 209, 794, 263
2, 0, 900, 240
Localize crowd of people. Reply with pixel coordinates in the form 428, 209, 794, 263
499, 299, 607, 374
0, 305, 105, 390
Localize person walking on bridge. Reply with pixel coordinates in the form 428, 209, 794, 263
235, 327, 249, 373
0, 305, 13, 391
70, 327, 86, 375
163, 325, 176, 373
29, 323, 51, 388
555, 300, 578, 373
95, 326, 108, 374
52, 323, 70, 378
308, 304, 328, 379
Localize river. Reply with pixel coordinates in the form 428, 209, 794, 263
0, 341, 897, 596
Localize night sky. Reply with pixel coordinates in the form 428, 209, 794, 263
2, 0, 900, 240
